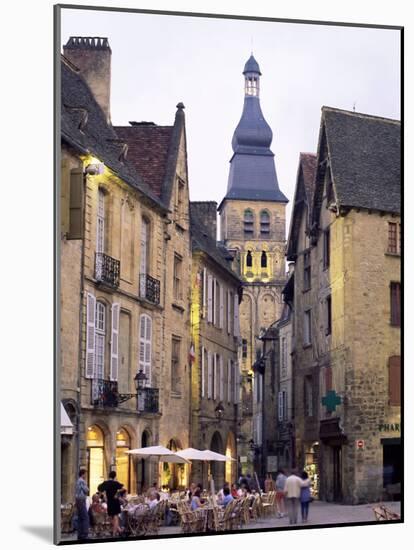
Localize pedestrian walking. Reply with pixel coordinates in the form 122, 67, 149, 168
275, 469, 287, 518
300, 471, 312, 522
98, 471, 124, 537
75, 469, 90, 540
284, 468, 304, 525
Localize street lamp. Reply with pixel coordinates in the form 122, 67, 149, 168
214, 401, 225, 420
134, 369, 147, 391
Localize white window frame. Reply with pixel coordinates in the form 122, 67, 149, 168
96, 189, 105, 254
219, 355, 224, 401
227, 358, 232, 404
207, 351, 213, 399
110, 303, 120, 381
95, 301, 106, 380
85, 293, 96, 379
201, 346, 205, 398
139, 314, 152, 386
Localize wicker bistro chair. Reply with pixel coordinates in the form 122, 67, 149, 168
61, 503, 75, 534
373, 504, 401, 521
90, 509, 111, 538
141, 505, 160, 535
260, 491, 275, 517
249, 494, 262, 521
179, 510, 200, 534
240, 497, 251, 525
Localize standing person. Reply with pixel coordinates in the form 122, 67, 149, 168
75, 469, 90, 540
98, 471, 124, 537
284, 468, 304, 525
275, 469, 287, 518
300, 471, 312, 522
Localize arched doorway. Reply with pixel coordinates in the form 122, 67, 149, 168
116, 428, 132, 492
225, 432, 236, 484
210, 432, 225, 488
87, 425, 105, 495
137, 430, 151, 493
165, 439, 186, 490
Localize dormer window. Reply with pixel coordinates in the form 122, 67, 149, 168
245, 75, 259, 97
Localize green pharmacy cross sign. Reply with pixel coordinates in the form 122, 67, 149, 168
321, 390, 342, 412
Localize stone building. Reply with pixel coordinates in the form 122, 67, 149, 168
287, 107, 401, 503
60, 36, 192, 500
189, 202, 242, 488
218, 55, 288, 474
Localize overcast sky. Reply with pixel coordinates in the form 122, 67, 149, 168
61, 8, 400, 229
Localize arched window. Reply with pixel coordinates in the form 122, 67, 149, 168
95, 301, 106, 379
116, 428, 131, 492
87, 425, 105, 494
260, 210, 270, 235
261, 251, 268, 268
139, 314, 152, 385
246, 251, 253, 268
243, 209, 254, 235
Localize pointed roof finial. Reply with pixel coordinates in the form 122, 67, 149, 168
243, 54, 261, 75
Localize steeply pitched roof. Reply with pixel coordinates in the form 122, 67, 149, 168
190, 212, 241, 283
115, 104, 186, 208
114, 124, 173, 198
286, 153, 317, 260
319, 107, 401, 215
61, 56, 165, 210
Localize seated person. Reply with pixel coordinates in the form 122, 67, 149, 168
147, 490, 159, 510
221, 486, 234, 508
190, 488, 202, 511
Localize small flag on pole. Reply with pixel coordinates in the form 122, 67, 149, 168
189, 343, 196, 364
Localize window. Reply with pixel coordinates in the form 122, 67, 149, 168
171, 337, 181, 395
278, 391, 288, 421
242, 339, 248, 359
390, 282, 401, 327
207, 351, 213, 399
388, 356, 401, 406
243, 209, 254, 235
323, 228, 330, 269
261, 251, 268, 268
388, 222, 401, 254
304, 376, 313, 417
304, 310, 312, 346
96, 189, 105, 253
227, 359, 232, 403
246, 76, 259, 96
260, 211, 270, 235
303, 250, 311, 291
215, 280, 220, 326
139, 314, 152, 385
139, 218, 150, 297
95, 301, 106, 380
326, 295, 332, 336
281, 337, 287, 375
246, 251, 253, 268
175, 179, 185, 218
201, 346, 206, 398
173, 254, 183, 301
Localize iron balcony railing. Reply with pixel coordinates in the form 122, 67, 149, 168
95, 253, 120, 288
91, 379, 119, 407
137, 387, 159, 413
139, 273, 160, 305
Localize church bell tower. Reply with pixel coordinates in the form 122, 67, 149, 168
218, 55, 288, 472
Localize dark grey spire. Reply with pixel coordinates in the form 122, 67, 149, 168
222, 55, 288, 204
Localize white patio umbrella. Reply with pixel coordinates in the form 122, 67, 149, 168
126, 445, 190, 463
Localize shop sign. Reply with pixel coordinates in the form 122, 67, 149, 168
378, 423, 400, 432
356, 439, 365, 449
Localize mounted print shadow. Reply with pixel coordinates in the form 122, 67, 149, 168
55, 3, 402, 545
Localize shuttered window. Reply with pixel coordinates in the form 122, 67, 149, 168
139, 314, 152, 386
171, 337, 181, 395
304, 310, 311, 345
110, 303, 120, 381
219, 355, 224, 400
233, 294, 240, 338
207, 352, 213, 399
207, 275, 213, 323
227, 358, 232, 403
68, 168, 84, 240
202, 268, 207, 318
213, 354, 218, 400
85, 293, 96, 379
303, 250, 311, 291
278, 391, 283, 421
95, 301, 106, 380
389, 356, 401, 406
234, 362, 239, 404
219, 285, 224, 329
390, 282, 401, 327
201, 346, 205, 398
96, 189, 105, 253
227, 290, 231, 334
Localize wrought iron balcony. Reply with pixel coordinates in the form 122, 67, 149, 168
137, 387, 159, 413
95, 253, 120, 288
139, 273, 160, 305
91, 378, 119, 407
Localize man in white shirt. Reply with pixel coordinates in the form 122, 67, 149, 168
284, 469, 304, 524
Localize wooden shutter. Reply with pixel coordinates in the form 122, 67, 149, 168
85, 293, 96, 379
233, 294, 240, 337
207, 351, 212, 398
207, 275, 213, 323
61, 159, 70, 235
68, 168, 84, 240
213, 354, 217, 399
219, 355, 224, 400
139, 315, 152, 385
219, 285, 224, 329
278, 391, 283, 421
213, 278, 217, 325
283, 390, 288, 420
201, 346, 205, 398
234, 362, 240, 404
227, 359, 232, 403
227, 290, 231, 334
202, 268, 207, 318
110, 303, 120, 381
390, 283, 401, 326
389, 355, 401, 406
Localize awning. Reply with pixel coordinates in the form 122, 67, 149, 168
61, 403, 74, 436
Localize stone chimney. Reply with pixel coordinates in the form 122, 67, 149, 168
190, 201, 218, 242
63, 37, 112, 123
